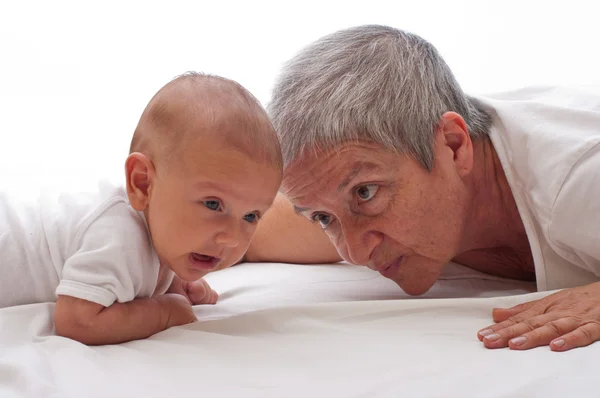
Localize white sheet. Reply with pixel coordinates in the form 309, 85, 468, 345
1, 262, 597, 398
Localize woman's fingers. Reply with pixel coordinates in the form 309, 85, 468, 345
478, 314, 559, 347
504, 317, 580, 350
550, 322, 600, 352
479, 283, 600, 351
477, 304, 540, 342
491, 300, 539, 323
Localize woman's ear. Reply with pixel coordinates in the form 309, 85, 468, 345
125, 152, 155, 211
438, 111, 473, 177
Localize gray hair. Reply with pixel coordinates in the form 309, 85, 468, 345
268, 25, 491, 170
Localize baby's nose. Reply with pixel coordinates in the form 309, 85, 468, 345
214, 220, 242, 248
215, 231, 240, 247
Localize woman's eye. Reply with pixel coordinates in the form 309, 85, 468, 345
356, 184, 379, 202
203, 200, 221, 211
311, 213, 333, 228
243, 213, 259, 224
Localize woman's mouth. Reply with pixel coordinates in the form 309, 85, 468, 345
379, 256, 404, 278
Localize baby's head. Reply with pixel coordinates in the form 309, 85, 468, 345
125, 72, 282, 281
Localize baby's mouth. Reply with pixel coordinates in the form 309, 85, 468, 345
192, 253, 216, 262
189, 253, 221, 270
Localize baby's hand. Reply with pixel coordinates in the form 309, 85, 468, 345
183, 278, 219, 305
167, 276, 219, 305
155, 293, 198, 329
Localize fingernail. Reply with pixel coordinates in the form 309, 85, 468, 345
510, 336, 527, 346
479, 329, 494, 337
552, 339, 565, 348
484, 333, 500, 341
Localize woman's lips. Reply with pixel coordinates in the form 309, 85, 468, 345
379, 256, 404, 278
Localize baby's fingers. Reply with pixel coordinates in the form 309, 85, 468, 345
187, 279, 219, 305
202, 288, 219, 305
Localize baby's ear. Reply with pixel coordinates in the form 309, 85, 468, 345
125, 153, 154, 211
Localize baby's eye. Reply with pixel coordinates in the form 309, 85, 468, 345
203, 200, 221, 211
356, 184, 379, 202
243, 212, 259, 224
311, 213, 333, 229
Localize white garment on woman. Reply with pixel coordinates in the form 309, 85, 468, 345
476, 85, 600, 290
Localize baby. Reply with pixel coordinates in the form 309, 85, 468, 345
0, 72, 282, 344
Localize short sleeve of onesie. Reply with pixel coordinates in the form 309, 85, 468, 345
55, 200, 160, 307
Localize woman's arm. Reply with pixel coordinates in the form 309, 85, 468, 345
245, 193, 341, 264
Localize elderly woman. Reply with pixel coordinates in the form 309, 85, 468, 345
245, 25, 600, 352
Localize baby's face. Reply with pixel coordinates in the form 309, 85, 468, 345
145, 141, 281, 281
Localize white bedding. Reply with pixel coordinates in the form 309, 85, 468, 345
1, 262, 597, 398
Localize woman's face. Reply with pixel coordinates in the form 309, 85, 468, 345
281, 130, 473, 295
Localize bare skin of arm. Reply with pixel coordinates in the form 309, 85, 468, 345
244, 193, 342, 264
54, 293, 196, 345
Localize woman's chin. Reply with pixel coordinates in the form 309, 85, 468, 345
395, 277, 436, 296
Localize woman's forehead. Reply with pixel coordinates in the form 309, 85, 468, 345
286, 142, 397, 176
281, 144, 399, 200
286, 142, 391, 171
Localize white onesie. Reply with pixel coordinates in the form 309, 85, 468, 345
0, 180, 174, 308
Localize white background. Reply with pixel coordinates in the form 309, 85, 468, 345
1, 0, 599, 189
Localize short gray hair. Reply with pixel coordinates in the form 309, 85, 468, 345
268, 25, 491, 170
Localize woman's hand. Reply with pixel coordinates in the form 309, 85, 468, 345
477, 281, 600, 351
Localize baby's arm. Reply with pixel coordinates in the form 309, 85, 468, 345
54, 293, 196, 345
55, 201, 203, 345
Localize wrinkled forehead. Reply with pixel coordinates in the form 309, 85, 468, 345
281, 142, 391, 201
